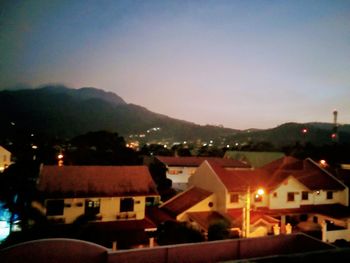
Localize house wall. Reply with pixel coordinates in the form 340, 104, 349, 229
166, 166, 196, 191
188, 162, 227, 212
176, 195, 216, 221
226, 191, 269, 210
269, 177, 312, 209
312, 189, 348, 206
42, 196, 158, 224
0, 146, 11, 172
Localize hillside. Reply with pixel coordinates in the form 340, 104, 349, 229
0, 85, 238, 141
1, 85, 349, 148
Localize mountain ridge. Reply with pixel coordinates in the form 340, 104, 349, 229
0, 85, 349, 147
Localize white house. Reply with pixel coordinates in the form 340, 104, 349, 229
155, 156, 250, 191
161, 156, 350, 240
0, 145, 12, 173
33, 165, 160, 226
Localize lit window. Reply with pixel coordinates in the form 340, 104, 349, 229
287, 192, 295, 202
327, 191, 333, 200
301, 191, 309, 200
230, 194, 239, 203
85, 199, 100, 215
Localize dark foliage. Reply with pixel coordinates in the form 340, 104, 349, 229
157, 221, 204, 245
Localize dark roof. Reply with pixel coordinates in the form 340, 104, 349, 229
160, 187, 212, 217
146, 207, 174, 225
156, 156, 250, 168
262, 157, 346, 190
38, 165, 158, 198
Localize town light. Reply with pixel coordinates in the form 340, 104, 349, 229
58, 154, 64, 159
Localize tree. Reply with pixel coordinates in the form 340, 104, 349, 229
157, 221, 204, 245
207, 219, 232, 241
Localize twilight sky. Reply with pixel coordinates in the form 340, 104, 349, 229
1, 0, 349, 129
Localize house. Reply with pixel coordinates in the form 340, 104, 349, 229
224, 150, 285, 168
34, 165, 160, 224
0, 145, 12, 172
155, 156, 250, 191
160, 156, 350, 240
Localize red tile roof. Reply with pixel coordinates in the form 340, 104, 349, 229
208, 160, 270, 192
156, 156, 250, 168
206, 157, 345, 192
227, 208, 280, 226
160, 187, 213, 217
38, 165, 158, 198
262, 157, 345, 190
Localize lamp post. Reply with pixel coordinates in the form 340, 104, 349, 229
243, 186, 264, 238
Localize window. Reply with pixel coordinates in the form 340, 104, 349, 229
327, 191, 333, 200
301, 191, 309, 200
146, 197, 155, 206
230, 193, 239, 203
273, 192, 278, 198
287, 192, 295, 202
120, 198, 134, 212
85, 199, 100, 215
46, 199, 64, 216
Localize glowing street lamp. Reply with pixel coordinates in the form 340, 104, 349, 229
57, 153, 64, 166
243, 187, 264, 238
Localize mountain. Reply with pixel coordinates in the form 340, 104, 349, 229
0, 85, 349, 147
0, 85, 238, 141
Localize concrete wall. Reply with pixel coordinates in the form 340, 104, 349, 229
188, 162, 227, 212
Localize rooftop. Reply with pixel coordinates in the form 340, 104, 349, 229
37, 165, 158, 198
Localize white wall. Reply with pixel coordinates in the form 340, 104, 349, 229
177, 195, 216, 221
166, 166, 196, 190
269, 176, 309, 209
188, 162, 227, 212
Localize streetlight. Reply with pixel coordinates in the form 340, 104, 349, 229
242, 186, 264, 238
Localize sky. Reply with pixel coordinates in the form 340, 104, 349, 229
0, 0, 349, 129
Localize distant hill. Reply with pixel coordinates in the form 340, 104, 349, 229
0, 85, 349, 147
0, 85, 238, 141
229, 122, 350, 147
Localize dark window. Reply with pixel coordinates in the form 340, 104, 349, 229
313, 216, 318, 223
327, 191, 333, 200
84, 199, 100, 215
120, 198, 134, 212
301, 191, 309, 200
230, 194, 239, 203
273, 192, 277, 198
287, 192, 295, 202
146, 197, 155, 206
46, 199, 64, 216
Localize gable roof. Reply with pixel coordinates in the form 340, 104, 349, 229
38, 165, 158, 198
207, 160, 270, 192
0, 145, 11, 154
227, 208, 280, 227
156, 156, 250, 168
262, 157, 346, 190
160, 186, 212, 217
205, 156, 346, 193
224, 151, 285, 168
